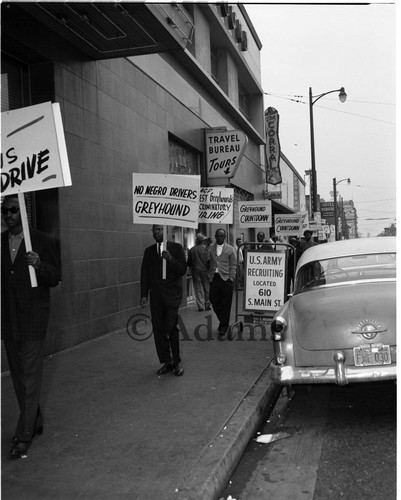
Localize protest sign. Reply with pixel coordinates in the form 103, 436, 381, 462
244, 251, 286, 314
132, 173, 200, 229
2, 102, 71, 288
198, 187, 234, 224
1, 102, 71, 195
301, 212, 309, 231
238, 200, 272, 228
274, 213, 303, 237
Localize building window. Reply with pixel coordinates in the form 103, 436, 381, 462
211, 46, 219, 82
238, 82, 250, 118
169, 138, 199, 175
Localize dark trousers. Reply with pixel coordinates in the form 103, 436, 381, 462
210, 273, 234, 333
150, 291, 181, 365
4, 339, 45, 442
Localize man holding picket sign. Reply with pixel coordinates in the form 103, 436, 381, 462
140, 224, 187, 376
1, 102, 70, 459
1, 194, 61, 459
134, 173, 200, 377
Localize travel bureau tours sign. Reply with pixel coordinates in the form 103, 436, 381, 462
205, 129, 248, 181
245, 251, 286, 314
132, 173, 200, 229
1, 101, 72, 194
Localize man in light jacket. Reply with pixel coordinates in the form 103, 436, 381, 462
209, 228, 236, 337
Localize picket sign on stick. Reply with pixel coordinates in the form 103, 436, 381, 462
163, 225, 167, 280
18, 193, 38, 288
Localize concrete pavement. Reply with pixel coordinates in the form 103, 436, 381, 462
1, 303, 279, 500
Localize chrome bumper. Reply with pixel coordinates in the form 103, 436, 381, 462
268, 362, 397, 386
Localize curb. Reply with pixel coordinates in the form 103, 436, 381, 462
176, 364, 281, 500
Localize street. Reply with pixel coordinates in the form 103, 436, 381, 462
222, 381, 396, 500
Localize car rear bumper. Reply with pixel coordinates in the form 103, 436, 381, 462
268, 361, 396, 386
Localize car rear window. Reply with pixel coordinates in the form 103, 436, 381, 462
295, 252, 396, 291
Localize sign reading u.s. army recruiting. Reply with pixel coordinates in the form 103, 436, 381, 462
245, 251, 286, 314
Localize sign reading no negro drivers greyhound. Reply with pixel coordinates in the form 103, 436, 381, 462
132, 173, 200, 229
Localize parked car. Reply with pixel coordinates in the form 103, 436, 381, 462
269, 237, 396, 386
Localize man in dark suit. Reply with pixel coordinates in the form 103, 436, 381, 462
1, 194, 61, 459
140, 224, 187, 376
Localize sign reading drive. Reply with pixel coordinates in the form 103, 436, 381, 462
133, 173, 200, 229
1, 102, 71, 194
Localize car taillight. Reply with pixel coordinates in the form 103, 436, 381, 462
276, 354, 286, 365
271, 316, 287, 341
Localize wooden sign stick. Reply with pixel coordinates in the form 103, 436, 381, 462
162, 225, 167, 280
18, 193, 38, 288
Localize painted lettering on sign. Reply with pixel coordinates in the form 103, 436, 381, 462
198, 186, 234, 224
245, 251, 286, 313
238, 200, 272, 228
132, 173, 200, 229
205, 130, 247, 180
1, 102, 71, 195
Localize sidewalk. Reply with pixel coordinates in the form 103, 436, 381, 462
1, 304, 279, 500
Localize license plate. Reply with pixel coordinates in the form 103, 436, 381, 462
353, 344, 391, 366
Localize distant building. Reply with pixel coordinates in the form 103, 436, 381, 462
381, 224, 396, 237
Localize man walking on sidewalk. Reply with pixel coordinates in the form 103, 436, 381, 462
187, 233, 210, 311
209, 228, 236, 338
1, 194, 61, 459
140, 225, 187, 376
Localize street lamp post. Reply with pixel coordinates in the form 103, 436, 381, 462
309, 87, 347, 217
333, 177, 351, 240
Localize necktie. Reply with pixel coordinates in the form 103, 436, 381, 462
158, 243, 161, 256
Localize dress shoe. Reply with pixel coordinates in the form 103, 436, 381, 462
157, 363, 174, 375
205, 306, 211, 311
218, 329, 227, 338
34, 425, 44, 437
174, 363, 184, 376
198, 307, 204, 311
10, 441, 30, 459
13, 425, 43, 444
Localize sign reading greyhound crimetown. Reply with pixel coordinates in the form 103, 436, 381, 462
238, 200, 272, 228
205, 129, 248, 181
132, 173, 200, 229
1, 102, 71, 195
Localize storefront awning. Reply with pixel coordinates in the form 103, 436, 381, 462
19, 2, 193, 59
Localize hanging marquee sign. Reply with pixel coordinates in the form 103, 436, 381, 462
264, 107, 282, 185
205, 129, 248, 181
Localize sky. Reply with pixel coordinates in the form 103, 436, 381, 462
244, 1, 397, 237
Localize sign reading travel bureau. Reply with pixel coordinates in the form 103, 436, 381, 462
205, 129, 248, 181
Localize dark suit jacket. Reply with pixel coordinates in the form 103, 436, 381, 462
1, 227, 61, 341
140, 241, 187, 307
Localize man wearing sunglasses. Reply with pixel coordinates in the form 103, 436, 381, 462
1, 194, 61, 459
